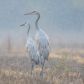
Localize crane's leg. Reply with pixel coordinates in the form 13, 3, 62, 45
40, 56, 42, 65
31, 61, 34, 75
40, 59, 45, 76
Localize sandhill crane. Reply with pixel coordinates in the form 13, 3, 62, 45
25, 11, 50, 76
20, 21, 40, 75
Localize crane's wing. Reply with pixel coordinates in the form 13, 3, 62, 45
25, 38, 37, 52
25, 38, 40, 62
35, 30, 50, 60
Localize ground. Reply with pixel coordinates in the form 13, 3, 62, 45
0, 43, 84, 84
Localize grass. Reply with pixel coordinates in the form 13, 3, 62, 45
0, 43, 84, 84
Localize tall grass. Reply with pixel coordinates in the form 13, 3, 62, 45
7, 32, 11, 52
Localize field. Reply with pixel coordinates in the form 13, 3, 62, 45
1, 0, 84, 83
0, 38, 84, 84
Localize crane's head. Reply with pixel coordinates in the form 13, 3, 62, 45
24, 11, 40, 16
20, 21, 30, 26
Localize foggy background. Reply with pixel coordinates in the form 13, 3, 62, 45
0, 0, 84, 48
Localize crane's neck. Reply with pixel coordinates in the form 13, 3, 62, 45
35, 13, 40, 30
27, 24, 30, 38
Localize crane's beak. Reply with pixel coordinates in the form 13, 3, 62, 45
24, 12, 33, 15
20, 24, 25, 26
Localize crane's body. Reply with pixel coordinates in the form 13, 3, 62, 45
20, 22, 40, 74
25, 11, 50, 75
35, 28, 50, 60
25, 36, 40, 65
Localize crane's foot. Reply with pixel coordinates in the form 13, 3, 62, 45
40, 71, 43, 76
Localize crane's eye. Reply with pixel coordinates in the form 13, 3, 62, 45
32, 11, 35, 13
